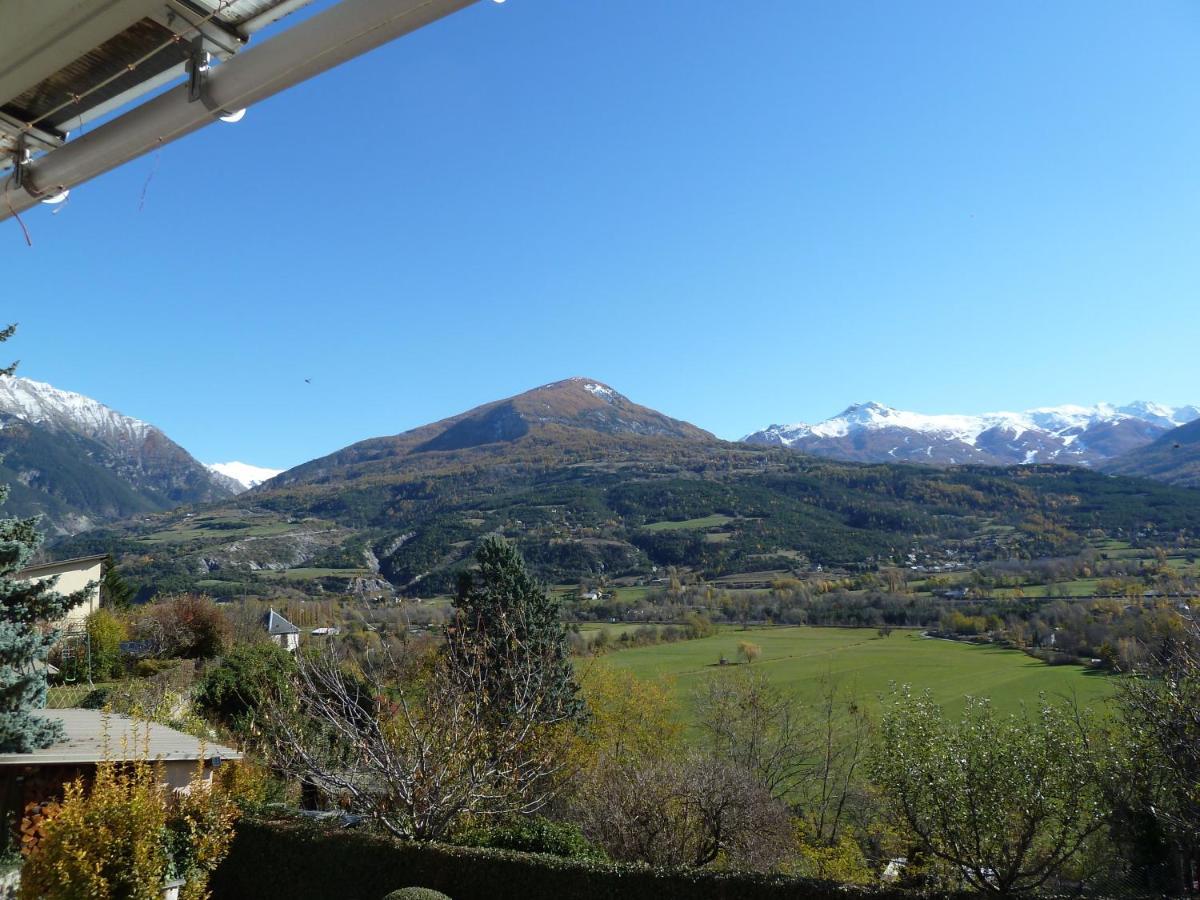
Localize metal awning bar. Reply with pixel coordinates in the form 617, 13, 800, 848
1, 0, 479, 219
0, 113, 65, 154
0, 0, 167, 107
155, 0, 248, 58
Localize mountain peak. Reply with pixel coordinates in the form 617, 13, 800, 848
743, 399, 1200, 467
413, 378, 713, 452
0, 375, 153, 444
0, 375, 234, 534
535, 377, 623, 401
274, 378, 717, 486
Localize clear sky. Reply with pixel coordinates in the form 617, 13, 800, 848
6, 0, 1199, 469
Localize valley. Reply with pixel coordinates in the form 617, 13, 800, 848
588, 626, 1114, 720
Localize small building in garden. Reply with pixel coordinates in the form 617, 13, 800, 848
0, 708, 241, 829
263, 608, 301, 652
15, 554, 106, 632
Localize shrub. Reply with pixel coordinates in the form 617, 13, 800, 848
383, 890, 452, 900
87, 608, 128, 680
212, 817, 923, 900
135, 594, 232, 659
79, 686, 113, 710
134, 657, 180, 678
453, 817, 600, 860
20, 728, 240, 900
194, 641, 296, 735
20, 754, 169, 900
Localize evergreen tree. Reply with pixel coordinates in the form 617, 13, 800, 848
100, 555, 134, 610
452, 536, 583, 723
0, 325, 88, 751
0, 323, 16, 377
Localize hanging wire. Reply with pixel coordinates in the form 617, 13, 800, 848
138, 149, 162, 212
3, 176, 33, 246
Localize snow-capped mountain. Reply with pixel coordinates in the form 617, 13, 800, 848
0, 376, 234, 534
743, 401, 1200, 467
206, 461, 283, 493
0, 376, 156, 447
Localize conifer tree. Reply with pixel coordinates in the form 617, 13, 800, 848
0, 325, 87, 751
452, 535, 583, 723
100, 554, 134, 610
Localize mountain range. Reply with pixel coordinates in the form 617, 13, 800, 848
743, 401, 1200, 467
0, 377, 234, 534
48, 377, 1200, 602
8, 372, 1200, 596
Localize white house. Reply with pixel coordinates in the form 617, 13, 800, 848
16, 554, 106, 632
263, 608, 301, 652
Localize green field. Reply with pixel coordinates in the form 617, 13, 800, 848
590, 627, 1114, 718
253, 567, 370, 581
640, 514, 734, 532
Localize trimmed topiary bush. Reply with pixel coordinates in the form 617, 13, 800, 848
453, 817, 601, 860
383, 889, 452, 900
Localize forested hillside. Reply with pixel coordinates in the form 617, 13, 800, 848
53, 380, 1200, 600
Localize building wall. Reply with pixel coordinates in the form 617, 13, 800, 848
24, 559, 103, 631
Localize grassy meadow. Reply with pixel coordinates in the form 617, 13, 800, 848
585, 626, 1114, 720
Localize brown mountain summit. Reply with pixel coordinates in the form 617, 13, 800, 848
268, 378, 717, 490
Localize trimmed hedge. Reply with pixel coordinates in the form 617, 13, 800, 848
210, 818, 925, 900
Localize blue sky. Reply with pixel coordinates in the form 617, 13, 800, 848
6, 0, 1200, 468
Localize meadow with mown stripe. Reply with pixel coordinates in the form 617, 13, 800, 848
584, 626, 1114, 718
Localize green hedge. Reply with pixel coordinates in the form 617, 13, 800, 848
210, 818, 925, 900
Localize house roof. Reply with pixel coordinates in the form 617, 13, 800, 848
16, 554, 107, 577
263, 607, 300, 636
0, 709, 241, 767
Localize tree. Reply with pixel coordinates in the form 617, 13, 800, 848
194, 641, 296, 737
574, 664, 680, 765
452, 536, 582, 723
260, 629, 574, 841
736, 640, 761, 664
85, 609, 127, 681
870, 687, 1108, 894
695, 667, 810, 799
1110, 626, 1200, 887
569, 750, 791, 870
0, 323, 17, 377
134, 594, 231, 659
0, 324, 89, 750
100, 555, 134, 610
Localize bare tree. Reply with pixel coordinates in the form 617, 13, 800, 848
695, 667, 813, 799
571, 751, 791, 870
695, 669, 870, 844
806, 680, 870, 845
259, 634, 572, 841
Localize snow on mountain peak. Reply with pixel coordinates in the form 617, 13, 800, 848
0, 375, 153, 443
584, 382, 615, 400
206, 462, 283, 492
743, 400, 1200, 466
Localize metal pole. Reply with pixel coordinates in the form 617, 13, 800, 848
1, 0, 480, 220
